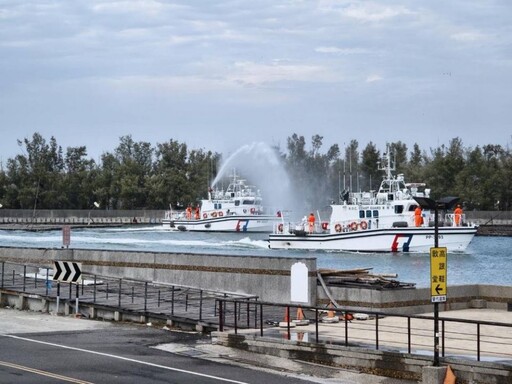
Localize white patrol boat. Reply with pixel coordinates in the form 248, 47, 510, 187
268, 150, 478, 252
163, 171, 281, 232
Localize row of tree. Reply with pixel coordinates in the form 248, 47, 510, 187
0, 132, 510, 211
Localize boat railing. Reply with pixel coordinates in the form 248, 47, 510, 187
444, 213, 468, 227
164, 210, 183, 220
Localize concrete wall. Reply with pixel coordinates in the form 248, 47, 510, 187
214, 332, 512, 384
1, 209, 512, 225
319, 283, 512, 314
2, 245, 511, 313
0, 247, 317, 305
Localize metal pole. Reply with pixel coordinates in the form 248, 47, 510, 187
218, 300, 223, 332
75, 283, 79, 316
1, 262, 4, 289
56, 282, 61, 315
118, 279, 122, 307
144, 282, 148, 312
434, 205, 440, 367
260, 303, 263, 337
199, 290, 203, 321
234, 301, 238, 334
171, 286, 175, 316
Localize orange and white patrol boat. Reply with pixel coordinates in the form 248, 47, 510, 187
269, 150, 478, 252
163, 171, 281, 232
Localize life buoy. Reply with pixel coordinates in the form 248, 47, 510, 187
211, 212, 217, 218
278, 223, 284, 233
250, 208, 256, 214
350, 222, 358, 231
321, 222, 328, 230
203, 213, 207, 219
335, 224, 342, 233
218, 211, 224, 217
360, 221, 368, 230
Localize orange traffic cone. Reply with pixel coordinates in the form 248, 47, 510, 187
444, 365, 456, 384
279, 307, 296, 328
293, 306, 309, 325
322, 302, 339, 323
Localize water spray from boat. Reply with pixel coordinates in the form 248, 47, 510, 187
211, 142, 294, 214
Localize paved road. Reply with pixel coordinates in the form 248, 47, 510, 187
0, 308, 416, 384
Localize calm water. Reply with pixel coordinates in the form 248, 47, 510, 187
1, 226, 511, 288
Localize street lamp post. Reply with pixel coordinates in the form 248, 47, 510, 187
413, 196, 459, 367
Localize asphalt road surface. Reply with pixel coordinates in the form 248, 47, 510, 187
0, 308, 416, 384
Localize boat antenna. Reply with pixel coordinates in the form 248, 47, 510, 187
378, 144, 395, 180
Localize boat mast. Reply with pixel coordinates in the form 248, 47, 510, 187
378, 145, 396, 181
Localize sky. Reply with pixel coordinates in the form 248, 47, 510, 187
1, 1, 511, 164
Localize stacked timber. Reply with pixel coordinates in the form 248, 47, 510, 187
318, 268, 416, 290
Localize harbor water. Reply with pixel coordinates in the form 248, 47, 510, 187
0, 226, 511, 288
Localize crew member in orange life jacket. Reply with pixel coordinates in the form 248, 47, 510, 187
414, 206, 423, 227
308, 213, 315, 233
454, 204, 463, 226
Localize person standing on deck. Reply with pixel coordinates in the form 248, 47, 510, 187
186, 205, 192, 220
194, 206, 200, 220
414, 206, 423, 227
454, 204, 463, 226
308, 213, 315, 234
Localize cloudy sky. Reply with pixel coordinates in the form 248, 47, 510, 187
1, 1, 511, 163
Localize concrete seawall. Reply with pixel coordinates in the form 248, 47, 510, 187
0, 247, 317, 305
1, 246, 511, 314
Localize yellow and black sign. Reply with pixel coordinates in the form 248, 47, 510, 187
430, 247, 447, 303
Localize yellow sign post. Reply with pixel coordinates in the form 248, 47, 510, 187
430, 247, 447, 302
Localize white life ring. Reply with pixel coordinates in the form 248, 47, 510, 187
335, 224, 342, 233
278, 223, 284, 233
360, 221, 368, 230
211, 212, 217, 218
202, 213, 207, 219
350, 222, 358, 231
250, 208, 256, 214
218, 211, 223, 217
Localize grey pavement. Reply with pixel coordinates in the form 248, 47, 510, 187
0, 307, 418, 383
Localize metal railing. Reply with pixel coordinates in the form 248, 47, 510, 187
217, 299, 512, 363
1, 261, 257, 326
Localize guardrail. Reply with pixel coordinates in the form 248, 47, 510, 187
217, 298, 512, 364
0, 261, 257, 328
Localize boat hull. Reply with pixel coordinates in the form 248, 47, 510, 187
163, 215, 278, 232
268, 226, 478, 252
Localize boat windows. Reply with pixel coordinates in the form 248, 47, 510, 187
234, 200, 240, 206
242, 199, 254, 205
360, 209, 379, 218
395, 205, 404, 214
214, 203, 222, 209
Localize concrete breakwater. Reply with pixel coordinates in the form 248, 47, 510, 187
1, 209, 512, 235
1, 246, 511, 314
476, 224, 512, 236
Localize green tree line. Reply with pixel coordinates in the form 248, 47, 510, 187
0, 132, 510, 211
